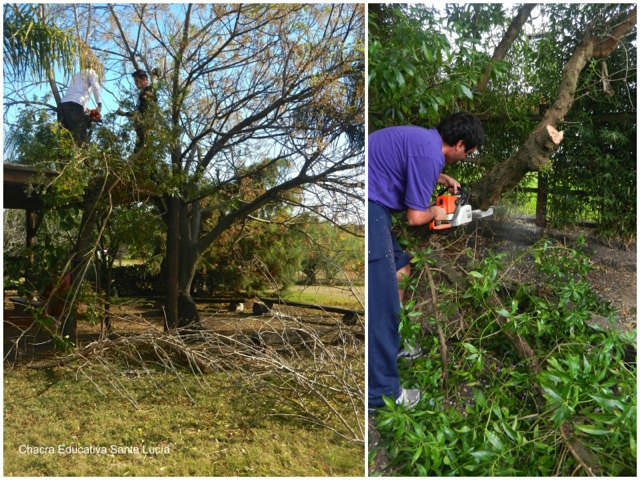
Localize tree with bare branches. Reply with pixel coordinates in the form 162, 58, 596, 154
103, 4, 365, 329
4, 4, 365, 335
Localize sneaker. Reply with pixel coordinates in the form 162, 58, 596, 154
369, 387, 421, 413
397, 341, 423, 360
396, 387, 421, 409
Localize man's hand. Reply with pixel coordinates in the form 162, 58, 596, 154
116, 109, 125, 116
430, 205, 447, 221
407, 205, 446, 226
438, 173, 460, 193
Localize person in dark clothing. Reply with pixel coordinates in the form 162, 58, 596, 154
116, 69, 157, 152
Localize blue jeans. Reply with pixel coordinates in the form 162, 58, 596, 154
368, 201, 410, 408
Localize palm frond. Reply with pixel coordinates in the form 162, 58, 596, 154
3, 4, 103, 82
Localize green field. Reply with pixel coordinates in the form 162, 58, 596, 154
4, 366, 363, 476
281, 284, 364, 310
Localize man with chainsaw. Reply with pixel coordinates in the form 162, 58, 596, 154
58, 62, 103, 147
368, 111, 485, 411
116, 69, 157, 153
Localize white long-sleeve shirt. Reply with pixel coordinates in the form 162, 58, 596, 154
60, 69, 102, 108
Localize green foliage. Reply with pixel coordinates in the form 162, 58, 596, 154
104, 205, 165, 262
370, 3, 636, 242
198, 217, 363, 296
2, 103, 166, 301
5, 107, 73, 169
298, 221, 364, 286
444, 4, 509, 40
5, 105, 150, 207
547, 118, 636, 241
3, 4, 79, 82
368, 5, 495, 130
4, 208, 80, 296
374, 238, 636, 476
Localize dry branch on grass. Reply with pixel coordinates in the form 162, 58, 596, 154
18, 310, 364, 444
559, 422, 603, 477
423, 262, 449, 391
231, 325, 365, 443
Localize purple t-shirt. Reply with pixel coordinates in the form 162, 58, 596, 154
368, 126, 444, 211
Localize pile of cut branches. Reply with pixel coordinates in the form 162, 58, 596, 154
10, 312, 364, 445
373, 230, 636, 476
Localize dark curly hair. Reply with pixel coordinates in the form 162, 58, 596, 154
437, 112, 485, 151
132, 69, 148, 79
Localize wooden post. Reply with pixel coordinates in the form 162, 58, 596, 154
25, 209, 39, 296
535, 172, 548, 228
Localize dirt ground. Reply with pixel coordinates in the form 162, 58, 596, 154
478, 222, 637, 330
583, 241, 636, 329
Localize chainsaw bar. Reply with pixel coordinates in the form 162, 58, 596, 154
428, 185, 493, 230
471, 208, 494, 221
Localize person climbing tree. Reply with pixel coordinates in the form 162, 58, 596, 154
116, 69, 157, 153
58, 60, 103, 147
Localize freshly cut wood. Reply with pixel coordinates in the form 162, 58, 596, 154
472, 125, 563, 209
469, 6, 636, 211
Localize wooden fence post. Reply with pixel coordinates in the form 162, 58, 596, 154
535, 172, 548, 228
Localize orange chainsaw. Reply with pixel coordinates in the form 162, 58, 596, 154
87, 108, 102, 124
429, 185, 493, 230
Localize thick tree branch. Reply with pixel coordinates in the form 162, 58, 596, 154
541, 6, 637, 130
471, 6, 636, 210
476, 4, 538, 93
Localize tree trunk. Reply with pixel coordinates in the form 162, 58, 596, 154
60, 193, 102, 343
25, 209, 42, 298
59, 174, 121, 344
472, 125, 563, 209
535, 172, 548, 228
163, 196, 202, 330
178, 201, 200, 297
164, 195, 180, 330
471, 6, 637, 210
175, 200, 201, 328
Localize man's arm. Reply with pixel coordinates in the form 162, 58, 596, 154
406, 205, 446, 226
438, 173, 460, 192
89, 70, 103, 112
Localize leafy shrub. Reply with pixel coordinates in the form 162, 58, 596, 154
373, 237, 636, 476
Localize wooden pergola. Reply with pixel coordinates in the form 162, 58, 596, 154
3, 162, 59, 257
3, 162, 58, 210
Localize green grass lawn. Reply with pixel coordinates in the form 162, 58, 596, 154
281, 285, 364, 310
3, 367, 363, 477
